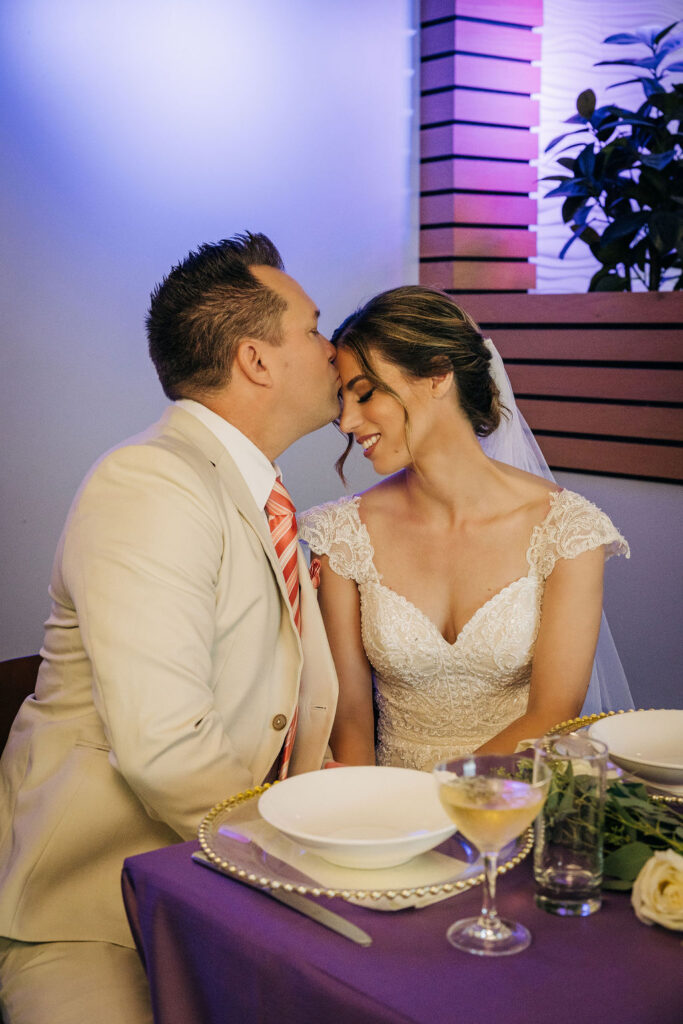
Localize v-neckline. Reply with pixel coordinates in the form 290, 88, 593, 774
351, 490, 563, 648
376, 573, 534, 649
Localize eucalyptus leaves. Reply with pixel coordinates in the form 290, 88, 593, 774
520, 755, 683, 892
538, 760, 683, 891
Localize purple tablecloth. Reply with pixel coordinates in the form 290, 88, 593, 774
122, 840, 683, 1024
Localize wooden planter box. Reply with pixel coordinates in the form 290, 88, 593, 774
454, 292, 683, 483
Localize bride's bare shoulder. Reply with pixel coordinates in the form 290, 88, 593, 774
496, 461, 560, 501
356, 473, 408, 520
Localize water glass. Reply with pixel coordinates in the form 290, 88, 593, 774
533, 733, 608, 916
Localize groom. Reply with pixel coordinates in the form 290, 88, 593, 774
0, 232, 340, 1024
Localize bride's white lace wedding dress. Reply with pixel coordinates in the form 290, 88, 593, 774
299, 490, 629, 771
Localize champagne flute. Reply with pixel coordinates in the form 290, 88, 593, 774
433, 752, 550, 956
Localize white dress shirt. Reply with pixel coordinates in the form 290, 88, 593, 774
175, 399, 279, 514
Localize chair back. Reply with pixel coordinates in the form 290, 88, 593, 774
0, 654, 41, 754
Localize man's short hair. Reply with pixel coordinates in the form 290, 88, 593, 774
147, 231, 286, 399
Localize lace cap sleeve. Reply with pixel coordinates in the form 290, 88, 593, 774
298, 497, 379, 585
528, 489, 630, 580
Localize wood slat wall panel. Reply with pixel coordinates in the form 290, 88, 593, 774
446, 292, 683, 481
421, 261, 537, 291
420, 158, 537, 193
417, 3, 680, 481
421, 90, 539, 128
452, 292, 683, 324
507, 365, 681, 402
422, 124, 537, 161
421, 227, 536, 259
492, 328, 682, 362
422, 20, 542, 60
423, 0, 543, 25
422, 54, 541, 93
422, 194, 537, 226
517, 400, 683, 443
536, 436, 682, 482
419, 2, 542, 296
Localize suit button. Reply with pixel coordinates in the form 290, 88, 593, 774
272, 714, 287, 731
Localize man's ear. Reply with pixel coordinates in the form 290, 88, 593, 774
234, 338, 274, 388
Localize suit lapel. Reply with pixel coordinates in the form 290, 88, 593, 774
161, 405, 300, 636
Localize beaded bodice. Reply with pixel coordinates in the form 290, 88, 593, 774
299, 490, 628, 771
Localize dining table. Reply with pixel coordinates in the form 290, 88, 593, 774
121, 837, 683, 1024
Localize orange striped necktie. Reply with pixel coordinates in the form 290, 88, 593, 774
265, 478, 301, 779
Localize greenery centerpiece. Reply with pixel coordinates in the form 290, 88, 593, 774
518, 758, 683, 890
543, 22, 683, 291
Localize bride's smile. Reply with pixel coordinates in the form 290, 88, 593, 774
335, 345, 464, 476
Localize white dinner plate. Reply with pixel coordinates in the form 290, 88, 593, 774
589, 709, 683, 785
257, 766, 456, 869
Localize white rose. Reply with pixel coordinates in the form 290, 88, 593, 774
631, 849, 683, 931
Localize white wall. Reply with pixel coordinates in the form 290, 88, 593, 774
555, 473, 682, 711
0, 0, 417, 658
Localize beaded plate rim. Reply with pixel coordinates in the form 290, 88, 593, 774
197, 784, 533, 903
548, 706, 646, 736
547, 708, 683, 806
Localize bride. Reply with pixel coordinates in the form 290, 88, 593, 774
300, 286, 632, 770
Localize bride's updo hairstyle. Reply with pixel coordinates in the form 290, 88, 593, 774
331, 285, 504, 478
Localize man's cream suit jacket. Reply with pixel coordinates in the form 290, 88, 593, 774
0, 406, 338, 947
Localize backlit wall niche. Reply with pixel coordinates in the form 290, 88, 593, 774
420, 0, 542, 293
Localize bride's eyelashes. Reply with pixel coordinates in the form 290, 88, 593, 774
357, 388, 375, 404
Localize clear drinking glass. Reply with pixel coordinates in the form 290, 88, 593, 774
433, 752, 551, 956
532, 733, 608, 916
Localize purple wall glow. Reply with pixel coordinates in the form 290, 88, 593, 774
0, 0, 417, 658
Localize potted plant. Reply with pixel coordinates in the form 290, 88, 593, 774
544, 22, 683, 291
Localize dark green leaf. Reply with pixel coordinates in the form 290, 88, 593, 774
545, 129, 589, 153
596, 56, 660, 71
580, 226, 600, 247
652, 37, 683, 59
641, 78, 666, 98
576, 145, 597, 178
545, 181, 591, 199
654, 23, 681, 46
591, 271, 629, 291
603, 877, 637, 891
602, 212, 649, 242
603, 30, 656, 47
603, 841, 654, 881
559, 229, 587, 259
572, 204, 592, 227
649, 211, 683, 251
577, 89, 596, 120
648, 90, 683, 115
561, 194, 591, 224
640, 151, 677, 169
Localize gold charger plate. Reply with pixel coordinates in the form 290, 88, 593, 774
548, 707, 647, 736
547, 708, 683, 799
197, 784, 533, 911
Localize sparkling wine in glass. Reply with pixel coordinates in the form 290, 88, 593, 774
433, 753, 550, 956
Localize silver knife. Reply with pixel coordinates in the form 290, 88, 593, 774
191, 850, 372, 946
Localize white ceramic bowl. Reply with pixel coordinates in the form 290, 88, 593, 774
589, 709, 683, 785
257, 766, 456, 869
